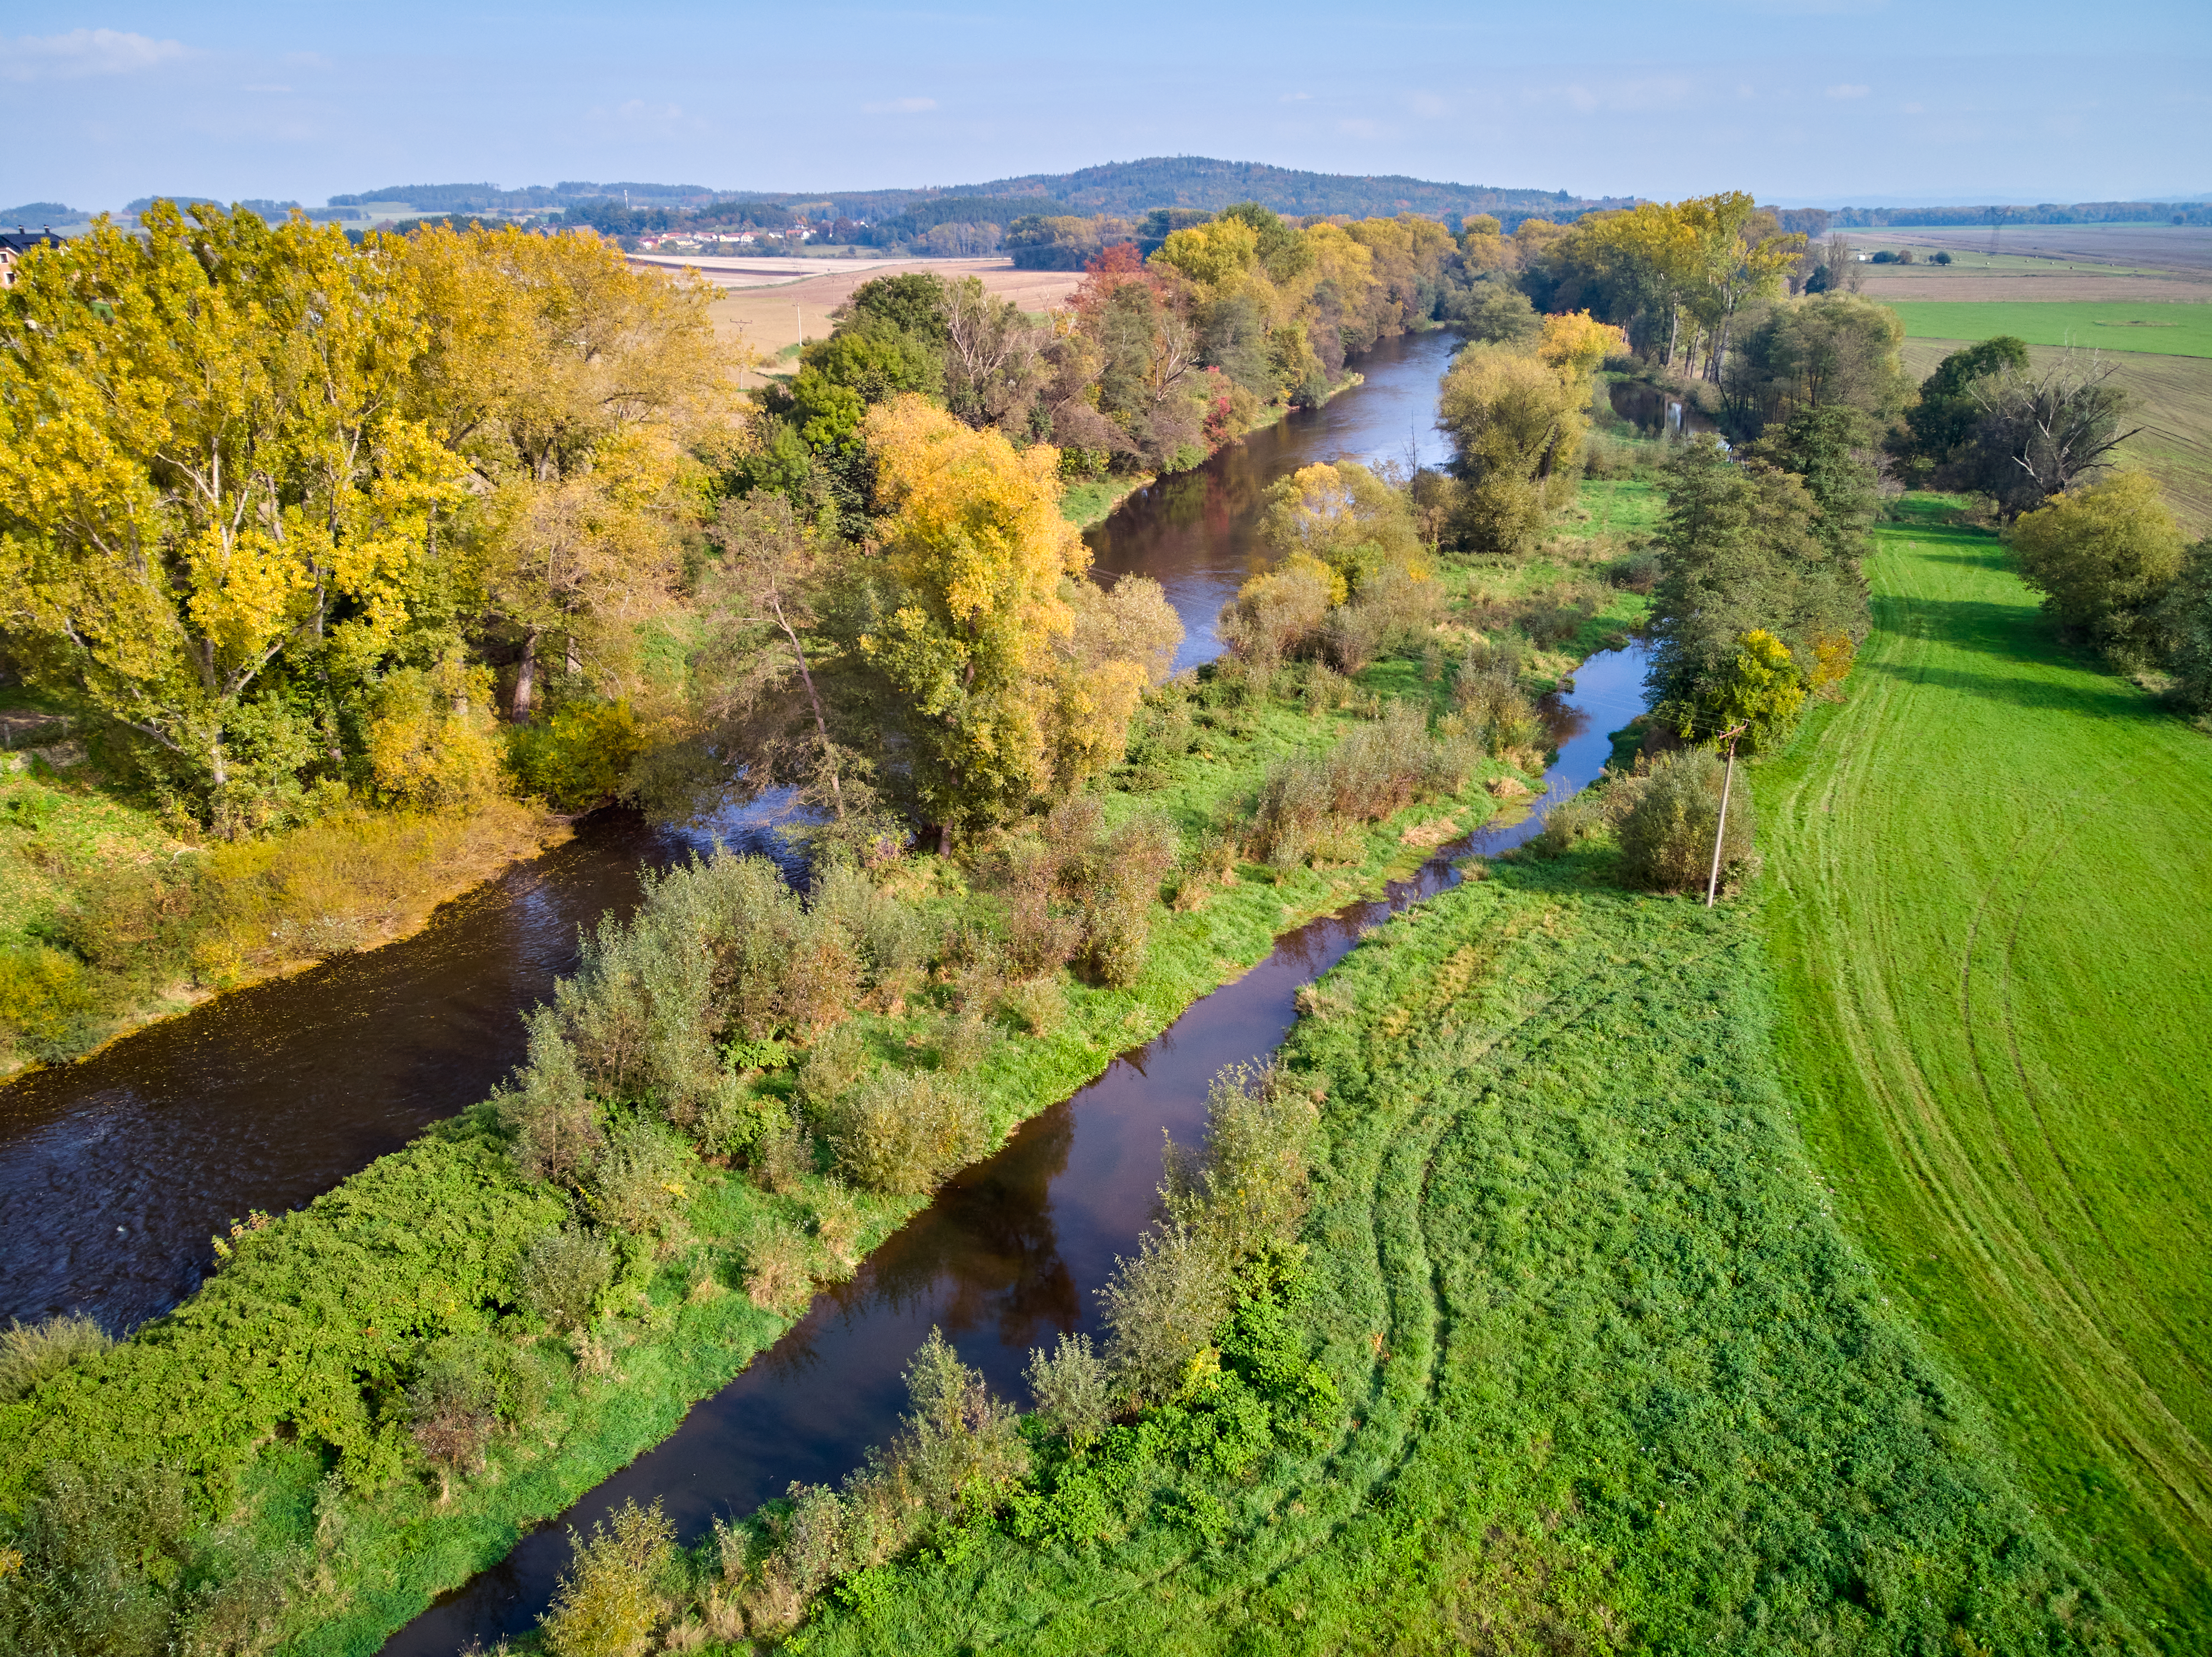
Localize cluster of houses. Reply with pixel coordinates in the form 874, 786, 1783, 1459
634, 226, 823, 252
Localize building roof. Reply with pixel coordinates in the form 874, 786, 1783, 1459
1, 229, 68, 254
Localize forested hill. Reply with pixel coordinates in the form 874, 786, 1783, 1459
313, 158, 1624, 225
944, 157, 1628, 219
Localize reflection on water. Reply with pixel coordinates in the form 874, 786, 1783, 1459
1089, 331, 1462, 670
1607, 379, 1720, 440
0, 798, 801, 1334
386, 640, 1652, 1657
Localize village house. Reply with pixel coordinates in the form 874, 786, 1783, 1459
0, 228, 67, 288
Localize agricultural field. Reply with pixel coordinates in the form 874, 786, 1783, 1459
788, 862, 2124, 1654
1763, 514, 2212, 1645
1898, 336, 2212, 536
1883, 300, 2212, 358
1852, 223, 2212, 277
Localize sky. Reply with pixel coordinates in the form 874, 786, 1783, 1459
3, 1, 2208, 214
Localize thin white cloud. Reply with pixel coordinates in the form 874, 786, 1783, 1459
0, 27, 188, 82
1407, 91, 1449, 119
1280, 91, 1313, 103
1826, 83, 1871, 99
242, 84, 293, 94
862, 96, 937, 114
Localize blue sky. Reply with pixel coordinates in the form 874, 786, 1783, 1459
3, 2, 2206, 212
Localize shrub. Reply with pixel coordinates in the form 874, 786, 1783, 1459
0, 1460, 197, 1656
541, 1498, 677, 1657
934, 1008, 994, 1074
0, 1313, 111, 1403
507, 699, 648, 813
997, 839, 1080, 978
408, 1341, 504, 1500
1527, 792, 1605, 859
2010, 470, 2186, 647
0, 944, 98, 1063
826, 1070, 989, 1195
752, 1110, 818, 1197
1098, 1218, 1237, 1403
793, 1022, 867, 1118
1000, 975, 1065, 1037
1454, 663, 1544, 758
1247, 702, 1473, 869
502, 1009, 605, 1185
809, 862, 934, 993
742, 1222, 817, 1316
1615, 749, 1758, 895
779, 920, 862, 1039
1025, 1331, 1113, 1450
366, 652, 507, 811
1162, 1061, 1320, 1262
887, 1329, 1030, 1520
1072, 814, 1177, 987
588, 1119, 693, 1242
517, 1225, 614, 1332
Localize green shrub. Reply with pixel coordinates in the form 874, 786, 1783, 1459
517, 1225, 614, 1332
1247, 702, 1474, 869
1024, 1332, 1112, 1450
1452, 663, 1544, 757
0, 1461, 196, 1656
506, 700, 647, 812
588, 1120, 694, 1242
0, 1314, 111, 1404
501, 1009, 604, 1185
740, 1220, 817, 1316
826, 1070, 988, 1196
1615, 748, 1757, 895
0, 944, 98, 1062
793, 1022, 867, 1117
887, 1329, 1030, 1520
541, 1498, 677, 1657
1161, 1061, 1318, 1262
1098, 1218, 1236, 1404
999, 975, 1065, 1037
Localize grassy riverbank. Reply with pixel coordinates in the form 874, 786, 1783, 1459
0, 749, 565, 1075
0, 653, 1551, 1656
779, 858, 2128, 1653
1763, 510, 2212, 1644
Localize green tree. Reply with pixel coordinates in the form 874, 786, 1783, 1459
1901, 334, 2030, 481
1645, 438, 1862, 732
0, 204, 466, 823
2009, 470, 2185, 646
1749, 406, 1880, 564
2152, 538, 2212, 712
1679, 628, 1806, 753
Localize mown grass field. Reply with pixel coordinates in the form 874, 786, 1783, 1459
1884, 299, 2212, 358
789, 862, 2125, 1653
1763, 514, 2212, 1646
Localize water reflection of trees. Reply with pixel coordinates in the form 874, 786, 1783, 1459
810, 1099, 1082, 1356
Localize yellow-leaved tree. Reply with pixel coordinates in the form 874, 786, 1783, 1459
0, 203, 467, 825
860, 397, 1175, 847
1436, 346, 1591, 555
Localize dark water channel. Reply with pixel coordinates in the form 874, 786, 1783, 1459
1607, 378, 1720, 440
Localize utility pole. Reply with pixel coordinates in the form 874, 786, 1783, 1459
794, 302, 803, 358
1705, 724, 1748, 908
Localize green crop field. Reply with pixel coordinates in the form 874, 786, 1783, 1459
1885, 299, 2212, 358
1764, 513, 2212, 1644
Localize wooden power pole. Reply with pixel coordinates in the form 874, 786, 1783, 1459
1705, 724, 1749, 908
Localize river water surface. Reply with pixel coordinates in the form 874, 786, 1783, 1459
0, 329, 1650, 1655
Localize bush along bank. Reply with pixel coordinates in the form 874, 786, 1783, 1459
686, 855, 2131, 1655
0, 647, 1565, 1657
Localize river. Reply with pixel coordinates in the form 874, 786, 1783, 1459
0, 328, 1650, 1653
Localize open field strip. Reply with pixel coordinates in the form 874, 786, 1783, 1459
1883, 300, 2212, 358
1763, 518, 2212, 1645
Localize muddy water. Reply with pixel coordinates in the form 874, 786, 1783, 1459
386, 642, 1651, 1656
0, 803, 800, 1334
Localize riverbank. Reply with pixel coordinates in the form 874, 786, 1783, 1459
775, 854, 2128, 1654
0, 777, 568, 1078
1763, 505, 2212, 1642
0, 645, 1570, 1657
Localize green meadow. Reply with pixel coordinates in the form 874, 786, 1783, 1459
1764, 512, 2212, 1645
1884, 299, 2212, 358
792, 863, 2124, 1654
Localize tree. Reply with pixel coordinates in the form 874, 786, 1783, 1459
1436, 345, 1588, 554
1535, 309, 1627, 380
1254, 460, 1425, 594
1675, 193, 1806, 382
1901, 335, 2030, 481
2009, 471, 2185, 645
1961, 353, 2140, 517
939, 276, 1045, 431
1723, 293, 1909, 435
0, 204, 467, 825
2151, 539, 2212, 712
1645, 438, 1863, 730
1678, 628, 1806, 753
1749, 406, 1881, 564
858, 397, 1084, 845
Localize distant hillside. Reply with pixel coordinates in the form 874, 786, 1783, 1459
945, 157, 1627, 221
316, 158, 1622, 229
